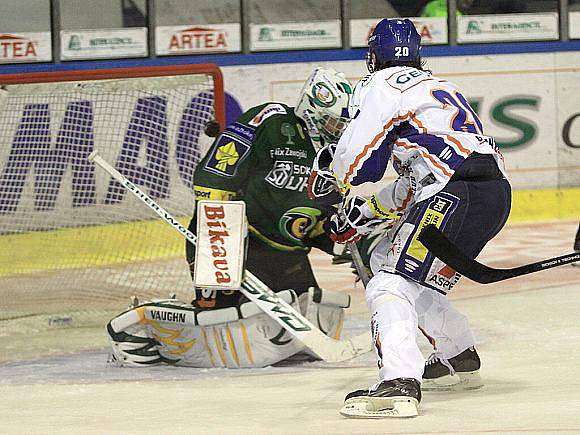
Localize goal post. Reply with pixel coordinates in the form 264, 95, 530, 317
0, 64, 225, 120
0, 64, 225, 348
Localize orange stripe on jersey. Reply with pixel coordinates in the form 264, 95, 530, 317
397, 187, 414, 212
387, 81, 402, 92
446, 135, 472, 157
409, 112, 428, 134
395, 139, 454, 178
343, 112, 413, 185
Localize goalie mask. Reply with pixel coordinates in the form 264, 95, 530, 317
296, 67, 353, 149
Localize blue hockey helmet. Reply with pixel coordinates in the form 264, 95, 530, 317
366, 18, 422, 72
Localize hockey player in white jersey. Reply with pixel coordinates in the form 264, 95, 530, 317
324, 19, 511, 418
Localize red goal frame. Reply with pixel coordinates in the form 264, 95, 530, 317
0, 63, 226, 130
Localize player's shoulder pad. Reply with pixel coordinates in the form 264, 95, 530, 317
350, 72, 403, 119
203, 126, 253, 178
244, 102, 290, 128
384, 67, 432, 93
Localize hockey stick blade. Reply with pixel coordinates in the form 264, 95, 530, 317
418, 224, 580, 284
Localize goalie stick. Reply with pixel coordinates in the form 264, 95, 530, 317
88, 151, 371, 362
418, 224, 580, 284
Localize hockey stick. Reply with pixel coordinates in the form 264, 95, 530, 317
347, 241, 371, 286
336, 205, 372, 287
418, 224, 580, 284
88, 151, 371, 362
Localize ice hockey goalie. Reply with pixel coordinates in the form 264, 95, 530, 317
107, 286, 350, 368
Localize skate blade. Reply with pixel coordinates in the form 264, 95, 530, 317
339, 396, 419, 419
422, 371, 483, 391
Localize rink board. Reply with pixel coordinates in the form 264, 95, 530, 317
1, 188, 578, 277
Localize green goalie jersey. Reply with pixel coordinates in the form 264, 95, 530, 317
193, 102, 332, 252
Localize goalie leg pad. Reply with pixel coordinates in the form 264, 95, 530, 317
108, 291, 305, 368
107, 309, 179, 367
299, 287, 350, 340
161, 289, 304, 368
107, 298, 200, 367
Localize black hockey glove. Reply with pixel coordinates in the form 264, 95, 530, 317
324, 196, 382, 244
307, 144, 342, 206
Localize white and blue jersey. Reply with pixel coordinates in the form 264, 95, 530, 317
333, 66, 511, 293
332, 66, 507, 217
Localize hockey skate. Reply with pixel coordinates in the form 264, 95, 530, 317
422, 347, 483, 391
340, 378, 421, 418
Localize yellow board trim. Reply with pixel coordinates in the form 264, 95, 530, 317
507, 187, 580, 223
1, 188, 577, 279
0, 216, 190, 278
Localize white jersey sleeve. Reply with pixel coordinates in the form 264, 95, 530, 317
333, 72, 402, 190
332, 66, 507, 209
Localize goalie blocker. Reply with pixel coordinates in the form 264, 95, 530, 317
194, 200, 247, 290
107, 287, 350, 368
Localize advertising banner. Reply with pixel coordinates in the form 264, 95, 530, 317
0, 32, 52, 64
457, 13, 558, 43
61, 28, 148, 60
569, 11, 580, 39
350, 17, 447, 47
194, 200, 246, 290
250, 21, 341, 51
156, 24, 241, 55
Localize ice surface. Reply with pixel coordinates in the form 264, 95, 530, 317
1, 221, 579, 434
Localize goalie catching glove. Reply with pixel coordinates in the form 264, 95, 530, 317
325, 195, 384, 244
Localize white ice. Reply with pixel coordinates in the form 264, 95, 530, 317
1, 222, 579, 434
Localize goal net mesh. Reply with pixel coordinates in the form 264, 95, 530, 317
0, 66, 223, 357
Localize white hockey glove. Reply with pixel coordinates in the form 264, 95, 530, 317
324, 195, 382, 244
367, 174, 415, 220
307, 144, 342, 206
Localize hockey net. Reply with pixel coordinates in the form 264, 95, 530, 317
0, 65, 224, 359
